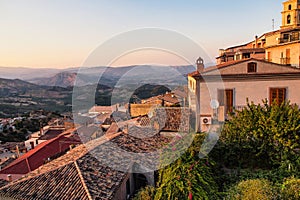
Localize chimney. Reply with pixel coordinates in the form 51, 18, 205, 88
7, 174, 12, 182
196, 57, 204, 73
30, 141, 34, 150
16, 145, 20, 158
255, 35, 258, 48
40, 127, 44, 136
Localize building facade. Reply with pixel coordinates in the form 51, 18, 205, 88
188, 58, 300, 132
217, 0, 300, 68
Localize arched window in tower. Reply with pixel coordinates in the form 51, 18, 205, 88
287, 14, 291, 24
288, 4, 292, 10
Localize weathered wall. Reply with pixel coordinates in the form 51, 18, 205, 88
130, 104, 157, 118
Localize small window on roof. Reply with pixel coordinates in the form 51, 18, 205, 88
247, 62, 257, 73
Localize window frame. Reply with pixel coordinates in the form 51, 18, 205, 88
218, 89, 234, 114
287, 14, 291, 24
247, 62, 257, 73
269, 87, 287, 105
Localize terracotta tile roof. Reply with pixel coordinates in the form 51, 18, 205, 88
0, 163, 90, 200
0, 132, 126, 200
0, 179, 8, 188
106, 122, 120, 135
172, 89, 188, 98
161, 93, 180, 105
38, 129, 65, 140
0, 112, 187, 199
0, 129, 81, 177
141, 93, 180, 105
111, 133, 171, 154
203, 59, 251, 73
237, 48, 265, 53
89, 105, 117, 114
77, 125, 103, 143
77, 153, 127, 200
203, 58, 300, 74
188, 70, 200, 77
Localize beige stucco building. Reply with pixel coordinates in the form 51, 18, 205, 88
217, 0, 300, 68
188, 57, 300, 132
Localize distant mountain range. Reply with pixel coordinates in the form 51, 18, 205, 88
0, 65, 196, 88
0, 65, 195, 116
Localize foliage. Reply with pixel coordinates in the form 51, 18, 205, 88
281, 177, 300, 199
154, 134, 219, 200
133, 186, 156, 200
226, 179, 278, 200
220, 100, 300, 170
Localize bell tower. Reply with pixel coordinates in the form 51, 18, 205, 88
281, 0, 300, 29
196, 57, 204, 73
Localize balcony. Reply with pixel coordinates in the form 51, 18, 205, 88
279, 35, 300, 44
280, 57, 291, 65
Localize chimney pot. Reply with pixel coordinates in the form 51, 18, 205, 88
7, 174, 12, 182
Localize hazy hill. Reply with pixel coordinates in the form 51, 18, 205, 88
27, 65, 196, 87
0, 78, 42, 96
0, 67, 61, 80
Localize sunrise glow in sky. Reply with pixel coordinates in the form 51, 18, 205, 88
0, 0, 282, 68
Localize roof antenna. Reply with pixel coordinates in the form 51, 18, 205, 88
272, 19, 275, 30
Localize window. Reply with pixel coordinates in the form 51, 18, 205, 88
269, 88, 286, 105
288, 4, 292, 10
258, 43, 262, 48
287, 15, 291, 24
218, 89, 234, 113
247, 62, 257, 73
267, 52, 272, 62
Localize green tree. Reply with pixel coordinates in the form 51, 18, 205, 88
220, 100, 300, 170
155, 134, 219, 200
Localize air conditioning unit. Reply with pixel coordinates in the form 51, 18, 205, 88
200, 116, 212, 125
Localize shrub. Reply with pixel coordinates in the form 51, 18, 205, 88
281, 177, 300, 199
133, 186, 156, 200
227, 179, 277, 200
220, 100, 300, 170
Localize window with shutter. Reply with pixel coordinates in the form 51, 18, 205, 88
218, 89, 234, 113
269, 88, 286, 105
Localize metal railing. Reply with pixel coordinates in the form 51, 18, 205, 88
280, 57, 291, 65
279, 35, 300, 44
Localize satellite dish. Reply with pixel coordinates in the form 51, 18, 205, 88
210, 100, 220, 109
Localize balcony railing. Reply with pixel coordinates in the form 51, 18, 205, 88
280, 57, 291, 65
279, 35, 300, 44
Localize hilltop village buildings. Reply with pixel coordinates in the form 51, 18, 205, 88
188, 0, 300, 132
1, 0, 300, 199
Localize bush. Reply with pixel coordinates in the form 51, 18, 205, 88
133, 186, 156, 200
220, 100, 300, 170
227, 179, 278, 200
281, 177, 300, 199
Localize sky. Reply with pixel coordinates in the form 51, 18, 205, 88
0, 0, 283, 68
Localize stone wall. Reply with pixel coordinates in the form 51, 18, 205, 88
153, 107, 190, 132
